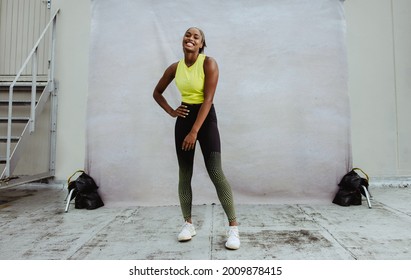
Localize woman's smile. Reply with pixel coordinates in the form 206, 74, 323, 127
185, 41, 195, 47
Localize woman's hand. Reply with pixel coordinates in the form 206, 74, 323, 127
182, 131, 197, 151
170, 104, 190, 118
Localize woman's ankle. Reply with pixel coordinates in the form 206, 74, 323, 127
229, 220, 238, 227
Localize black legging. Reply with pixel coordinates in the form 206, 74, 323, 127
175, 103, 236, 222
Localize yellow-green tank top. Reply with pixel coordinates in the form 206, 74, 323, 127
175, 54, 206, 104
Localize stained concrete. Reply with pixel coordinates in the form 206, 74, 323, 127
0, 183, 410, 260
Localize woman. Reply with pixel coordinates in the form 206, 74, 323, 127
153, 27, 240, 250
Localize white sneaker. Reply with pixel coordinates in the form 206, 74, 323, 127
225, 226, 240, 250
178, 222, 196, 241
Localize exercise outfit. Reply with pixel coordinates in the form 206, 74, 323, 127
174, 54, 236, 222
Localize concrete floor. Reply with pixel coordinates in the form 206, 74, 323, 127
0, 183, 410, 260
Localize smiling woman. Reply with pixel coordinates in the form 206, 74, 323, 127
176, 29, 207, 105
183, 27, 207, 55
153, 27, 240, 250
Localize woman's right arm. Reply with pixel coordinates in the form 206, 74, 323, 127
153, 63, 188, 118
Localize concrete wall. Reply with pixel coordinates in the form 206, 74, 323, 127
51, 0, 90, 180
49, 0, 411, 182
345, 0, 411, 177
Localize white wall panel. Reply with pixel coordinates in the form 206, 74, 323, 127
0, 0, 50, 79
393, 0, 411, 174
345, 0, 411, 177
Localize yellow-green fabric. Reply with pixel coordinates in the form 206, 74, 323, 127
175, 54, 206, 104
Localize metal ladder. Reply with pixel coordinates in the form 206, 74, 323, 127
0, 9, 60, 188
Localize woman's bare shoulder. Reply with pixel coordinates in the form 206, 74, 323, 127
204, 56, 218, 71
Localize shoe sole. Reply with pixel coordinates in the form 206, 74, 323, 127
178, 237, 192, 242
178, 232, 196, 242
225, 241, 240, 250
225, 244, 240, 250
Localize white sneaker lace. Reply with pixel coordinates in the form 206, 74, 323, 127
227, 227, 239, 238
181, 222, 193, 232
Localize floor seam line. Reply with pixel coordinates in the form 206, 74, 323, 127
297, 205, 358, 260
66, 208, 131, 260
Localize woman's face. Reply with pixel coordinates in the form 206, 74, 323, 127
182, 28, 203, 54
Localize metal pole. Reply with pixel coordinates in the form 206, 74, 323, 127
30, 49, 38, 133
49, 15, 58, 175
5, 86, 14, 178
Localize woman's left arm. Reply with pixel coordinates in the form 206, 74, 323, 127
182, 57, 219, 151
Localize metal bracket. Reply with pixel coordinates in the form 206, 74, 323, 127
43, 0, 51, 9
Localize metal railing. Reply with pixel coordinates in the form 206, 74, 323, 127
2, 9, 60, 181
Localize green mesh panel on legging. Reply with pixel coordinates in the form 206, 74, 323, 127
178, 161, 194, 221
205, 152, 237, 222
178, 152, 237, 222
